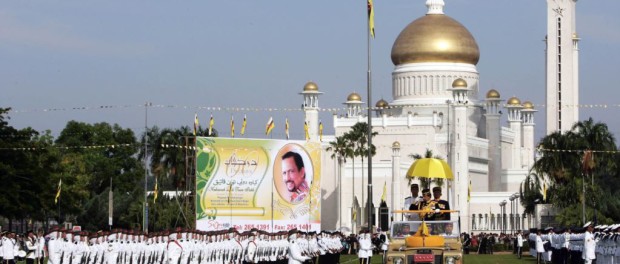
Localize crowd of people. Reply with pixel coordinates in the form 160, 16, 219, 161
0, 227, 352, 264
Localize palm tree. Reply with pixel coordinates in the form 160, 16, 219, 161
407, 149, 444, 189
346, 122, 377, 215
326, 135, 353, 229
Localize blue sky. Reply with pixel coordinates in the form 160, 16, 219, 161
2, 0, 620, 142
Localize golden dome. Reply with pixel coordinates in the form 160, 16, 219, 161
506, 97, 521, 106
391, 14, 480, 65
347, 92, 362, 102
303, 82, 319, 91
452, 78, 468, 89
523, 101, 534, 109
392, 141, 401, 148
486, 89, 500, 99
375, 99, 389, 108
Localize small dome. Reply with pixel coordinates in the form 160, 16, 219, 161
347, 92, 362, 102
392, 141, 401, 148
452, 78, 468, 89
506, 97, 521, 106
303, 82, 319, 91
523, 101, 534, 109
375, 99, 389, 108
573, 32, 579, 39
486, 89, 500, 99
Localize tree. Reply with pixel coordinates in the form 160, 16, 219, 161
407, 149, 445, 189
326, 135, 354, 228
531, 118, 618, 225
345, 122, 377, 214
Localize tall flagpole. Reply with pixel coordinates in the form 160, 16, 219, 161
366, 0, 374, 234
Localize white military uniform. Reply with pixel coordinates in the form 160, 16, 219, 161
287, 235, 309, 264
166, 237, 182, 264
582, 230, 598, 264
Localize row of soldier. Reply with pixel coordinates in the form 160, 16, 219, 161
528, 221, 620, 264
1, 227, 345, 264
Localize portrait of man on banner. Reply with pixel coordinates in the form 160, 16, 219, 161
274, 144, 314, 204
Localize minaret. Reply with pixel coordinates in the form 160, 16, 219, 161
301, 82, 322, 141
521, 102, 537, 169
484, 89, 502, 192
505, 97, 523, 169
344, 93, 364, 118
449, 78, 470, 233
546, 0, 579, 134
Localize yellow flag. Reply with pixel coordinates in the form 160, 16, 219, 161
209, 114, 214, 136
304, 121, 309, 141
319, 121, 323, 142
265, 117, 275, 136
54, 179, 62, 204
352, 209, 357, 221
285, 118, 290, 140
380, 181, 387, 202
368, 0, 375, 38
193, 113, 199, 136
230, 116, 235, 138
241, 114, 247, 136
153, 177, 158, 203
468, 180, 472, 202
543, 182, 547, 202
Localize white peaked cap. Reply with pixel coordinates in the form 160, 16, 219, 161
108, 233, 117, 241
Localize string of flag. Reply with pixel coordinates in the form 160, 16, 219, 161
8, 102, 620, 114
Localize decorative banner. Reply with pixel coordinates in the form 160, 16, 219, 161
195, 138, 322, 232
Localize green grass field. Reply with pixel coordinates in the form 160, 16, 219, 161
339, 252, 538, 263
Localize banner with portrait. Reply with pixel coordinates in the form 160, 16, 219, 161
195, 137, 321, 232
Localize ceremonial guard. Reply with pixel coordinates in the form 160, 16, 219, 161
166, 229, 182, 264
25, 231, 38, 264
244, 232, 258, 264
286, 230, 309, 264
404, 184, 422, 221
582, 222, 598, 264
47, 228, 63, 264
105, 231, 119, 264
2, 232, 17, 264
37, 230, 46, 264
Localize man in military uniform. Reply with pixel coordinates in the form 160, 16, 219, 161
582, 222, 598, 264
431, 187, 450, 220
404, 184, 422, 221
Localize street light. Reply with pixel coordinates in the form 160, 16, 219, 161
509, 194, 517, 234
499, 200, 507, 234
513, 193, 520, 231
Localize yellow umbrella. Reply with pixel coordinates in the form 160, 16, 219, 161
406, 158, 454, 180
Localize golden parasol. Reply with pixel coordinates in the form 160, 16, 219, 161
406, 158, 454, 180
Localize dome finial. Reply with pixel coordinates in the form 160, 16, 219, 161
426, 0, 445, 15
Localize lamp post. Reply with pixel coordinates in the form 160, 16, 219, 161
509, 194, 517, 234
513, 193, 520, 232
499, 200, 507, 234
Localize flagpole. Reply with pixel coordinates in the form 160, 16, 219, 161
366, 0, 374, 234
144, 101, 151, 233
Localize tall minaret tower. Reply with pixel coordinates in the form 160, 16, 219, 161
449, 78, 471, 233
546, 0, 579, 134
301, 82, 322, 141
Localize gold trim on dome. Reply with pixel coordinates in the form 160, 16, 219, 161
486, 89, 500, 99
347, 92, 362, 102
392, 141, 401, 148
375, 99, 389, 108
507, 97, 521, 105
452, 78, 467, 88
391, 14, 480, 65
303, 82, 319, 91
523, 101, 534, 109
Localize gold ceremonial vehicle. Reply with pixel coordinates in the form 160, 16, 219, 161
384, 210, 463, 264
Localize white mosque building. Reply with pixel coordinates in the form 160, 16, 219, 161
301, 0, 579, 233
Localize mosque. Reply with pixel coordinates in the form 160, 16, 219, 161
302, 0, 580, 233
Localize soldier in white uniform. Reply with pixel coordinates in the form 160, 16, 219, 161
2, 232, 17, 264
582, 222, 598, 264
47, 228, 63, 264
105, 231, 119, 264
286, 230, 309, 264
25, 231, 38, 264
404, 184, 423, 221
166, 229, 183, 264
